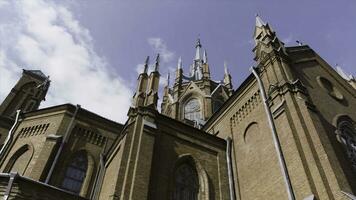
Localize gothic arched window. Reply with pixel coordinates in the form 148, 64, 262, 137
61, 152, 88, 194
335, 120, 356, 171
173, 163, 199, 200
184, 98, 202, 122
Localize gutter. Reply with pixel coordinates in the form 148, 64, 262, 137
0, 110, 21, 158
250, 67, 295, 200
226, 137, 236, 200
45, 104, 81, 184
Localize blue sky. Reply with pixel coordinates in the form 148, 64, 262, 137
0, 0, 355, 122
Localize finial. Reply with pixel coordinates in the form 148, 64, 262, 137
143, 56, 149, 73
178, 56, 182, 69
203, 50, 208, 63
154, 54, 160, 71
255, 14, 266, 27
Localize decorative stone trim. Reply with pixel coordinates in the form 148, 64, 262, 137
231, 91, 262, 126
72, 126, 107, 147
18, 123, 50, 138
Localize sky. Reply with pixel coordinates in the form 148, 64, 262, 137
0, 0, 355, 123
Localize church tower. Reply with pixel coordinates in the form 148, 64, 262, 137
161, 39, 233, 127
0, 69, 50, 118
0, 69, 49, 146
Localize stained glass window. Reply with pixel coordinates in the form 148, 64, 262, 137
173, 163, 198, 200
61, 152, 88, 194
184, 98, 202, 122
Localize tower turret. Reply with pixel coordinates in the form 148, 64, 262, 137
253, 14, 287, 63
145, 54, 160, 109
223, 62, 233, 95
0, 70, 50, 118
132, 56, 149, 107
161, 39, 232, 128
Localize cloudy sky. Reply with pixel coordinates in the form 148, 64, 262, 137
0, 0, 355, 123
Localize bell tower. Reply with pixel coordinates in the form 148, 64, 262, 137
0, 69, 50, 118
161, 39, 233, 128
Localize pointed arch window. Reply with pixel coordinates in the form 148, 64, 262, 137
173, 163, 199, 200
61, 152, 88, 194
184, 98, 202, 122
335, 119, 356, 171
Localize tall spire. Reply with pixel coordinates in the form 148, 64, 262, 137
143, 56, 149, 74
167, 72, 170, 86
255, 14, 266, 27
224, 61, 229, 75
223, 61, 233, 95
177, 56, 182, 69
195, 37, 202, 61
253, 14, 287, 62
132, 56, 150, 107
203, 49, 208, 63
154, 54, 160, 71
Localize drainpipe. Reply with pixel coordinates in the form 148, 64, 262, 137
250, 67, 295, 200
0, 110, 21, 158
91, 153, 105, 200
226, 137, 236, 200
45, 104, 80, 184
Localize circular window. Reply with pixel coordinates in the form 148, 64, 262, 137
316, 76, 344, 100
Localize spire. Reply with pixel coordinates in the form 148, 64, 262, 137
132, 56, 150, 108
195, 37, 202, 61
203, 49, 208, 63
255, 14, 266, 27
167, 72, 170, 86
154, 54, 160, 71
253, 14, 287, 62
143, 56, 149, 74
177, 56, 182, 69
224, 61, 229, 75
223, 61, 233, 95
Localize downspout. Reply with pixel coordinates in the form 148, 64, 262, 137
0, 110, 21, 158
45, 104, 81, 184
250, 67, 295, 200
226, 137, 236, 200
91, 138, 108, 200
91, 153, 105, 200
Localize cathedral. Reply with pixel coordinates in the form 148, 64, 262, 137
0, 15, 355, 200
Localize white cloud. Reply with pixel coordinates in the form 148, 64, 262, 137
148, 37, 174, 63
0, 0, 132, 123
